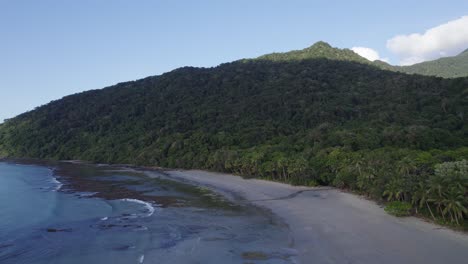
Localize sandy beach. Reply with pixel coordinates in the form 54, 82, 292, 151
148, 169, 468, 264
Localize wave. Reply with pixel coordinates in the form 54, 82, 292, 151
77, 192, 98, 197
50, 177, 63, 191
120, 198, 156, 217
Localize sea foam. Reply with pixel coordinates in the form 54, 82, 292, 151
50, 177, 63, 191
121, 198, 156, 217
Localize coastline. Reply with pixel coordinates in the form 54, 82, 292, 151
3, 158, 468, 263
0, 160, 298, 264
146, 168, 468, 264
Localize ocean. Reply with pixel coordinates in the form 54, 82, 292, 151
0, 161, 295, 263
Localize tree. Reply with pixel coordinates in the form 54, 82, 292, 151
429, 160, 468, 224
383, 177, 407, 202
411, 182, 436, 220
441, 186, 467, 225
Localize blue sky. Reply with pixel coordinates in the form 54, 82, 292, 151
1, 0, 467, 122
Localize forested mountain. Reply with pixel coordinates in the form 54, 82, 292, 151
397, 49, 468, 78
255, 41, 468, 78
1, 42, 467, 225
256, 41, 373, 64
254, 41, 395, 71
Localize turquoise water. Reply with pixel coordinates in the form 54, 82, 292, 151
0, 161, 295, 263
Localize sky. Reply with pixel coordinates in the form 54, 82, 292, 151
1, 0, 468, 122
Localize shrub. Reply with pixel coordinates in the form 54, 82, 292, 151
385, 201, 412, 217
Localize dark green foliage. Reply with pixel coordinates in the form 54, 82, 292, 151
385, 201, 412, 217
0, 43, 467, 225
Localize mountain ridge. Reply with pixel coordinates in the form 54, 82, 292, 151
0, 50, 466, 165
396, 49, 468, 78
255, 41, 374, 65
252, 41, 468, 78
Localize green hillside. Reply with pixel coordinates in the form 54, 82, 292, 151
256, 41, 371, 63
1, 43, 467, 225
397, 49, 468, 78
254, 41, 468, 78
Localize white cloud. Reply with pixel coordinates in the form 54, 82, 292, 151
351, 47, 389, 62
387, 16, 468, 65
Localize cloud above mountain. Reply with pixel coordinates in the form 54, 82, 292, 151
387, 16, 468, 65
351, 47, 389, 62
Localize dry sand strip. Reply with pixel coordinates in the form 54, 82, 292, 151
151, 169, 468, 264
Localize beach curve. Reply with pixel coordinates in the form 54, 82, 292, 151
146, 169, 468, 264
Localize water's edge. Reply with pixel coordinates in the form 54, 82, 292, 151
0, 159, 298, 264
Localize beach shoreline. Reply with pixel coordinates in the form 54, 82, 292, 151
3, 158, 468, 263
146, 168, 468, 264
0, 160, 299, 264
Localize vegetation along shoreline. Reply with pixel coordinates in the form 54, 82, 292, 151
1, 42, 467, 230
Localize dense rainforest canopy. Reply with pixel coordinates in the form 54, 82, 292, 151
0, 42, 467, 225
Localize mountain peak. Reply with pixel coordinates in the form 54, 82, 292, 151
307, 41, 332, 49
255, 41, 369, 63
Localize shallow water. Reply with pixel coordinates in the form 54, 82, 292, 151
0, 161, 296, 263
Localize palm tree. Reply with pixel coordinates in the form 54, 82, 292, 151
383, 177, 406, 201
397, 158, 416, 178
441, 186, 467, 225
427, 160, 468, 223
411, 182, 436, 220
426, 174, 447, 220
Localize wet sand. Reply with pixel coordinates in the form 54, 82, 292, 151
150, 169, 468, 264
